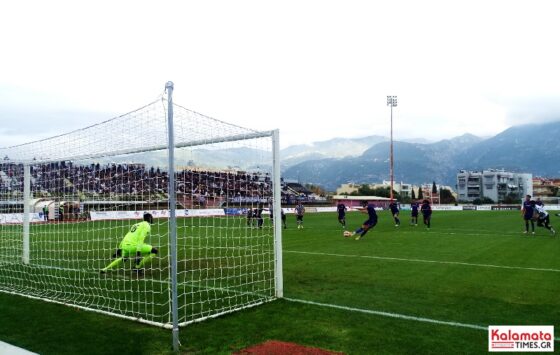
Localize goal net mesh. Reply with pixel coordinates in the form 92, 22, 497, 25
0, 96, 277, 327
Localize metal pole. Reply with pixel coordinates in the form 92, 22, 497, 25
22, 164, 31, 264
166, 81, 179, 352
390, 104, 394, 202
272, 129, 283, 298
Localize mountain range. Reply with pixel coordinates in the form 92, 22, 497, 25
101, 121, 560, 191
282, 121, 560, 190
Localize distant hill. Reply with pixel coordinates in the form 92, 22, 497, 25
280, 135, 387, 167
284, 133, 482, 190
99, 121, 560, 190
280, 135, 432, 168
457, 122, 560, 176
283, 122, 560, 190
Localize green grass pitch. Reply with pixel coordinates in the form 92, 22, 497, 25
0, 210, 559, 354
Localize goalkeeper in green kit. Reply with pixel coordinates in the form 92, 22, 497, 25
100, 213, 158, 273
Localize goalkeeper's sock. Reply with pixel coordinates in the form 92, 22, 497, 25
135, 253, 156, 269
102, 257, 123, 271
354, 227, 364, 234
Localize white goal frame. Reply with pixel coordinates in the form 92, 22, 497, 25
0, 82, 283, 352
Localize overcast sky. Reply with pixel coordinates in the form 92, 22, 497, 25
1, 0, 560, 149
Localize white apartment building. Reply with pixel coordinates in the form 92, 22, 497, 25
457, 169, 533, 202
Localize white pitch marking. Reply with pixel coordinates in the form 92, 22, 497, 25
285, 298, 560, 342
285, 250, 560, 273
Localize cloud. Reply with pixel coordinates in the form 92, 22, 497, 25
489, 96, 560, 126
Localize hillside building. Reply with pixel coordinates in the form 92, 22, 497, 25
332, 195, 392, 209
336, 181, 414, 197
337, 181, 455, 202
532, 177, 560, 203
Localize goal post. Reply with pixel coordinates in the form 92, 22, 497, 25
22, 164, 30, 265
272, 129, 283, 298
0, 83, 283, 349
166, 81, 180, 351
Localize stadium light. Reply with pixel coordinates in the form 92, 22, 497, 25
387, 96, 397, 202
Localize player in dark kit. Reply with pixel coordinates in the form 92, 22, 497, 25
420, 200, 432, 229
345, 201, 378, 240
246, 208, 254, 227
255, 204, 264, 229
337, 202, 347, 229
389, 201, 400, 227
281, 209, 287, 229
521, 194, 535, 235
410, 201, 419, 226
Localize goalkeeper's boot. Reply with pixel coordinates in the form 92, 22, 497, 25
354, 234, 362, 241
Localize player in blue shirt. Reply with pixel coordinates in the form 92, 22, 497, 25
345, 201, 378, 240
389, 201, 400, 227
410, 201, 419, 226
521, 194, 535, 235
337, 203, 347, 229
420, 200, 432, 229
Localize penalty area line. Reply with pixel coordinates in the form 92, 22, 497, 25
284, 298, 560, 342
284, 250, 560, 273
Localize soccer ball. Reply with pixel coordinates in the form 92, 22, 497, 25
343, 231, 352, 238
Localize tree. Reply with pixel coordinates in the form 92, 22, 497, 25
432, 181, 437, 194
439, 188, 456, 204
304, 183, 326, 196
411, 188, 416, 200
400, 195, 412, 204
418, 186, 424, 199
356, 184, 374, 195
473, 197, 494, 205
355, 185, 400, 200
502, 193, 520, 204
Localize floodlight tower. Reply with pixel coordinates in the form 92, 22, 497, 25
387, 95, 397, 202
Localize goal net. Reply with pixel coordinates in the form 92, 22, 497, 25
0, 89, 282, 328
